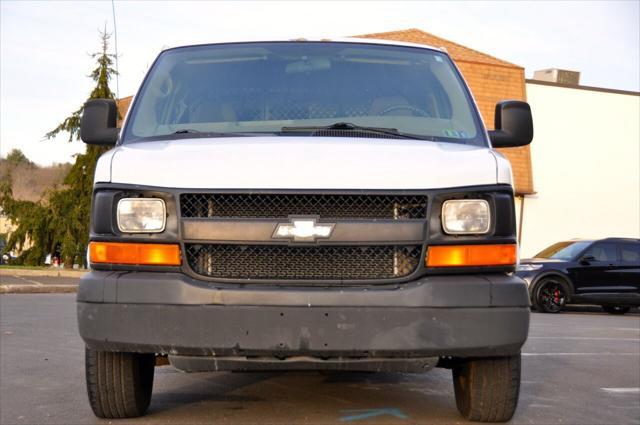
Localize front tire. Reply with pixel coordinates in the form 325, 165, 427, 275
533, 278, 567, 313
85, 348, 155, 418
602, 305, 630, 315
453, 354, 521, 422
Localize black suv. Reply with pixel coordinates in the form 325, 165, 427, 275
516, 238, 640, 314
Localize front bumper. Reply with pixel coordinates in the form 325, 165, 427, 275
78, 271, 530, 361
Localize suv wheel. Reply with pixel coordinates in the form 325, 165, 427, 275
533, 278, 566, 313
85, 348, 155, 418
601, 305, 630, 315
453, 354, 521, 422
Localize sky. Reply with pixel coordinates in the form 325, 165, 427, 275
1, 0, 639, 166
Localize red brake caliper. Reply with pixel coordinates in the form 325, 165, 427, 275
554, 289, 560, 303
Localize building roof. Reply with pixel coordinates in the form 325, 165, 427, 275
526, 79, 640, 97
356, 28, 523, 69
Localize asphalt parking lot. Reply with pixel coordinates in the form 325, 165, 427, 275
0, 274, 80, 286
1, 294, 638, 425
0, 273, 80, 293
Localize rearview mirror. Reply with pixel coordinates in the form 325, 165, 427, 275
80, 99, 118, 145
580, 255, 596, 265
285, 57, 331, 74
488, 100, 533, 148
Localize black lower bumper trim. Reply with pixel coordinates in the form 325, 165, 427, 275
169, 355, 440, 373
78, 303, 529, 359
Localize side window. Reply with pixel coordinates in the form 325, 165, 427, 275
619, 243, 640, 263
584, 243, 618, 262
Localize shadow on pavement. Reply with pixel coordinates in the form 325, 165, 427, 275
551, 304, 640, 316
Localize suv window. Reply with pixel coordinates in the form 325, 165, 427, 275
584, 243, 618, 262
535, 241, 591, 260
619, 243, 640, 262
123, 42, 486, 146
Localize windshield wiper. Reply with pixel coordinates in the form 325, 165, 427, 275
173, 129, 200, 134
170, 129, 248, 137
280, 122, 433, 141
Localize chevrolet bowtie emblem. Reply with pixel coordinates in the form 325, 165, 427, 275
273, 217, 335, 242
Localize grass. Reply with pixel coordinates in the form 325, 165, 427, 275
0, 265, 50, 270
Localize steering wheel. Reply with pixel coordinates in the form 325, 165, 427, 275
380, 105, 431, 117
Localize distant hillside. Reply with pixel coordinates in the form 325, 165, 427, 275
0, 158, 71, 202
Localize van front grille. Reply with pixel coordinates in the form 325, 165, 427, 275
180, 193, 428, 220
185, 244, 422, 281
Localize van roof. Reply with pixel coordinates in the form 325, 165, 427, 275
161, 37, 445, 54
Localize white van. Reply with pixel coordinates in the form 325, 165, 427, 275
78, 38, 533, 422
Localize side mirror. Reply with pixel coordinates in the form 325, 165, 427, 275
580, 255, 596, 265
488, 100, 533, 148
80, 99, 118, 145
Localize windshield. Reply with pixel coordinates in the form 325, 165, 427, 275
122, 42, 486, 145
535, 241, 592, 260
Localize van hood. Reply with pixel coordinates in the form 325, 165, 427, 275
99, 137, 508, 190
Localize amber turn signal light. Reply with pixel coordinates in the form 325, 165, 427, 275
89, 242, 181, 266
426, 244, 517, 267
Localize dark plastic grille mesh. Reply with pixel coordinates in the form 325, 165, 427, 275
186, 244, 422, 280
343, 105, 370, 117
259, 102, 371, 120
180, 194, 427, 219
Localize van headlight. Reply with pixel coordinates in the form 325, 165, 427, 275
117, 198, 166, 233
442, 199, 490, 234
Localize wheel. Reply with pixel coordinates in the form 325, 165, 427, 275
602, 305, 630, 315
85, 348, 155, 418
453, 354, 521, 422
533, 278, 567, 313
379, 104, 431, 117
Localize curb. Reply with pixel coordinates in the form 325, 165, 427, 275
0, 268, 87, 278
0, 285, 78, 294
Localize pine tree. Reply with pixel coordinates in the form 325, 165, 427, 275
0, 28, 119, 267
0, 178, 54, 265
5, 149, 34, 166
46, 27, 118, 142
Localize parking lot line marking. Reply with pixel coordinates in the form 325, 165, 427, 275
531, 326, 640, 332
528, 337, 640, 341
340, 408, 408, 422
601, 388, 640, 394
11, 275, 43, 286
523, 352, 639, 356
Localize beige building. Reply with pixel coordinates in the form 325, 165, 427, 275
0, 209, 16, 240
517, 78, 640, 257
